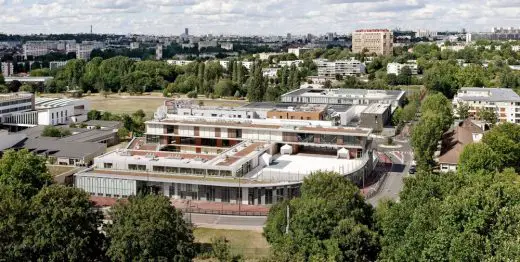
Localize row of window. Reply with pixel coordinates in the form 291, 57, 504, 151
0, 98, 32, 107
113, 163, 234, 177
0, 105, 31, 114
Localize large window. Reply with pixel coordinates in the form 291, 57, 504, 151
146, 135, 160, 143
320, 134, 337, 144
128, 164, 146, 171
296, 133, 314, 143
104, 163, 113, 169
265, 189, 273, 205
343, 136, 359, 145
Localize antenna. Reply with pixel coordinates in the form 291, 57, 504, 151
90, 25, 93, 34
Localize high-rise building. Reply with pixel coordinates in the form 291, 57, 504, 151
76, 41, 104, 60
156, 45, 163, 60
185, 28, 189, 35
352, 29, 393, 56
1, 62, 14, 77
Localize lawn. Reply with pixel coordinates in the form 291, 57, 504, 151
44, 93, 250, 115
47, 165, 77, 177
194, 228, 270, 261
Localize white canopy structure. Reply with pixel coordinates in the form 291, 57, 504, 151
337, 148, 350, 159
260, 153, 273, 166
280, 144, 293, 155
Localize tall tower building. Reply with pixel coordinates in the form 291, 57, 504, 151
352, 29, 393, 56
156, 45, 163, 60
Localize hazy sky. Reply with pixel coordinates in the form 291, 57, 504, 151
1, 0, 519, 35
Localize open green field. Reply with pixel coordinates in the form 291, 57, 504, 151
194, 228, 270, 261
47, 165, 77, 177
40, 93, 249, 115
399, 85, 424, 97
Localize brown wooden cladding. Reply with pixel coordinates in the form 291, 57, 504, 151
215, 128, 221, 137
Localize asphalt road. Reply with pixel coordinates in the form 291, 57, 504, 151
368, 139, 414, 206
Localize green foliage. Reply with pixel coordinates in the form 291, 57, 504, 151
458, 143, 500, 174
0, 185, 29, 260
478, 107, 498, 125
423, 61, 460, 98
30, 68, 51, 76
25, 185, 106, 261
411, 112, 444, 170
377, 169, 520, 261
455, 101, 470, 119
481, 123, 520, 172
421, 93, 454, 131
41, 126, 71, 137
0, 149, 52, 198
106, 194, 195, 261
121, 70, 153, 94
214, 78, 235, 97
264, 171, 378, 261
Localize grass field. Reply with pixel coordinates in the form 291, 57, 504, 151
40, 93, 249, 115
194, 228, 270, 260
47, 165, 77, 177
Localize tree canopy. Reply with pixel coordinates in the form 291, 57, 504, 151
105, 194, 196, 261
264, 171, 378, 262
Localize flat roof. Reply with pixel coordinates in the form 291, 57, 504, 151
282, 88, 405, 101
457, 88, 520, 102
151, 118, 372, 136
84, 120, 121, 129
362, 103, 390, 114
35, 97, 85, 108
19, 126, 115, 143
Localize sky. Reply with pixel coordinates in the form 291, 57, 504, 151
1, 0, 520, 35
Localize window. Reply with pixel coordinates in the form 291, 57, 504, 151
128, 164, 146, 171
153, 166, 165, 172
104, 163, 113, 169
235, 129, 242, 138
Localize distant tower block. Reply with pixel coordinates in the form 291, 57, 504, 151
156, 45, 163, 60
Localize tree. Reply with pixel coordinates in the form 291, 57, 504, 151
122, 70, 152, 94
421, 93, 453, 132
377, 169, 520, 261
391, 107, 403, 126
411, 112, 445, 170
323, 80, 332, 89
24, 185, 106, 261
458, 143, 500, 173
41, 126, 70, 137
481, 123, 520, 171
0, 149, 52, 198
423, 61, 460, 98
264, 171, 378, 261
0, 185, 29, 261
19, 84, 34, 93
0, 74, 4, 85
247, 62, 266, 102
87, 109, 102, 120
397, 66, 412, 85
477, 107, 498, 125
455, 101, 470, 119
117, 127, 130, 140
214, 79, 235, 97
456, 64, 488, 87
106, 195, 195, 261
8, 80, 22, 92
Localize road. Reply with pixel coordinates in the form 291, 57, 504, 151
184, 213, 266, 231
367, 137, 414, 206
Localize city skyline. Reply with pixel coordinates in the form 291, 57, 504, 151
1, 0, 520, 35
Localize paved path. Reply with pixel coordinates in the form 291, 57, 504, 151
185, 213, 266, 231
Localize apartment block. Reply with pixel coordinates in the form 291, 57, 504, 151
49, 61, 69, 71
1, 62, 14, 77
452, 88, 520, 124
352, 29, 393, 56
76, 41, 104, 60
387, 62, 418, 75
317, 59, 366, 77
